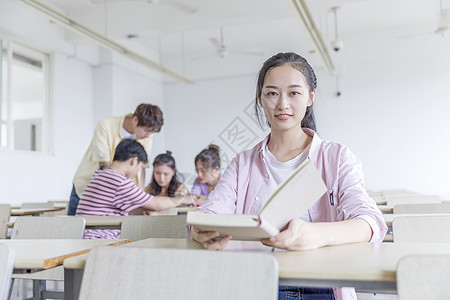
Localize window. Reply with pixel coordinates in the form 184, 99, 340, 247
0, 38, 50, 152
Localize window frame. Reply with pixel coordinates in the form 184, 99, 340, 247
0, 35, 51, 153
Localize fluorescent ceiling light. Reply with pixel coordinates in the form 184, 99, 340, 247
288, 0, 335, 73
16, 0, 195, 84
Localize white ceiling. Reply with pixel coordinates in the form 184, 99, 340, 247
42, 0, 449, 70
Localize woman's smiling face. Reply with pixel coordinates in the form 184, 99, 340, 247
259, 64, 314, 131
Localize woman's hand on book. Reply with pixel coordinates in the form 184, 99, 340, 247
191, 226, 231, 250
261, 218, 326, 251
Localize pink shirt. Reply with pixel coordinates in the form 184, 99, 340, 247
198, 129, 387, 300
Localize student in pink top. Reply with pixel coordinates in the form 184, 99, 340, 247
192, 52, 387, 300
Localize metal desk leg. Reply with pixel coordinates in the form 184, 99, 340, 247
64, 269, 83, 300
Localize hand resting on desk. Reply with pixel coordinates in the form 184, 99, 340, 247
262, 217, 373, 251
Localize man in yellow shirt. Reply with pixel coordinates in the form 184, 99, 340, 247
68, 103, 164, 215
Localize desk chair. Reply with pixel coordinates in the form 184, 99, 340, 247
393, 203, 450, 214
380, 189, 418, 196
0, 244, 15, 300
79, 247, 278, 300
397, 254, 450, 299
9, 216, 86, 300
0, 205, 11, 239
392, 215, 450, 243
386, 196, 442, 207
120, 215, 188, 241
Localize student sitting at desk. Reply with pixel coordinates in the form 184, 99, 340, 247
145, 151, 190, 197
191, 52, 387, 300
191, 144, 221, 203
76, 139, 193, 239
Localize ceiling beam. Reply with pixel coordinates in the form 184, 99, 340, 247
288, 0, 335, 73
15, 0, 195, 84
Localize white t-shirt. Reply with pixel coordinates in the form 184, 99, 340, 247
121, 127, 135, 139
264, 143, 312, 222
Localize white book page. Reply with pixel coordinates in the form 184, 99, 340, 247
259, 159, 327, 231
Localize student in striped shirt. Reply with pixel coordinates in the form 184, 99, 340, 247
76, 139, 193, 239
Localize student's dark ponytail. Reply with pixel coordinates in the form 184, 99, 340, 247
195, 144, 221, 170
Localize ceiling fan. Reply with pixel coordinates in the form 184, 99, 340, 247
90, 0, 198, 14
399, 1, 450, 39
192, 27, 264, 60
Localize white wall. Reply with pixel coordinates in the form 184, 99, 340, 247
164, 72, 269, 179
164, 30, 450, 199
0, 0, 165, 204
0, 0, 96, 204
314, 30, 450, 198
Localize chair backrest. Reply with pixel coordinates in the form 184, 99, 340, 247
380, 189, 418, 196
0, 205, 11, 239
386, 196, 441, 207
120, 215, 188, 241
0, 243, 15, 300
397, 254, 450, 300
21, 202, 54, 208
393, 203, 450, 214
79, 247, 278, 300
11, 216, 86, 239
393, 215, 450, 243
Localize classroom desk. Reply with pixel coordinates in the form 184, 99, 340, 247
375, 200, 387, 205
0, 239, 129, 270
177, 206, 197, 214
8, 214, 189, 230
377, 205, 393, 214
383, 213, 450, 227
7, 216, 125, 231
10, 207, 65, 216
63, 239, 450, 299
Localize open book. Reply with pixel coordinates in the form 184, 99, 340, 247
186, 158, 327, 241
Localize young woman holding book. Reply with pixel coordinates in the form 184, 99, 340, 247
191, 52, 387, 300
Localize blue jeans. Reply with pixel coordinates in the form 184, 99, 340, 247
68, 185, 80, 215
278, 286, 335, 300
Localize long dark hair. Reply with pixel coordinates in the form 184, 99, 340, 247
254, 52, 317, 131
147, 151, 181, 197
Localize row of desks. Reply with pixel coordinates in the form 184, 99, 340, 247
8, 213, 439, 230
3, 238, 450, 299
10, 207, 66, 216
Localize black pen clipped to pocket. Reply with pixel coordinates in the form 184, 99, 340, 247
329, 188, 334, 206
